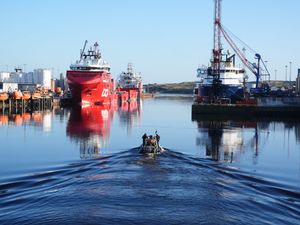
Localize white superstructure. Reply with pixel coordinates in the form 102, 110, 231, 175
0, 72, 10, 82
117, 63, 142, 88
197, 54, 245, 87
69, 42, 110, 72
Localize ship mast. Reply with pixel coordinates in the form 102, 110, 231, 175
212, 0, 222, 80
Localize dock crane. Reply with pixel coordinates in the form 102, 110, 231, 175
212, 0, 270, 96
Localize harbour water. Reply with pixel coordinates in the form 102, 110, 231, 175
0, 95, 300, 224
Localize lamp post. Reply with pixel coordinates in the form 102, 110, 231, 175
264, 60, 268, 81
285, 65, 288, 84
289, 61, 292, 89
275, 69, 277, 81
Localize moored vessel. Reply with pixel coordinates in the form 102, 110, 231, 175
67, 41, 114, 106
194, 54, 245, 103
22, 91, 31, 100
11, 90, 23, 100
117, 63, 142, 101
31, 89, 41, 100
0, 92, 9, 101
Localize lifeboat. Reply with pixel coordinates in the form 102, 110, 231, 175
12, 90, 23, 100
22, 91, 31, 100
0, 92, 9, 101
32, 90, 41, 99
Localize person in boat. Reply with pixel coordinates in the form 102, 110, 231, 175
155, 131, 160, 146
142, 133, 148, 146
147, 135, 155, 146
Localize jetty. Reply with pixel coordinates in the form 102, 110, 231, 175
0, 97, 53, 113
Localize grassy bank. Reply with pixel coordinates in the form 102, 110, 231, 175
144, 82, 194, 94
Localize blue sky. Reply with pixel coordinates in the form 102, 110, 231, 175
0, 0, 299, 83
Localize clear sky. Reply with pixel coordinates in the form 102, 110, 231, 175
0, 0, 299, 83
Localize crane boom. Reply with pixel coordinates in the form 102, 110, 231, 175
219, 25, 256, 75
219, 25, 270, 89
80, 40, 88, 59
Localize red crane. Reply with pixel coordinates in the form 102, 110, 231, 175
211, 0, 221, 80
212, 0, 270, 93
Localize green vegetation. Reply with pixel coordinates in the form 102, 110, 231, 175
143, 80, 296, 95
144, 82, 194, 94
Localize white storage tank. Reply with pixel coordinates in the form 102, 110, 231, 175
33, 69, 52, 89
0, 72, 10, 82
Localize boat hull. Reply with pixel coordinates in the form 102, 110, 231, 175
139, 144, 164, 154
12, 91, 23, 100
0, 93, 9, 101
197, 84, 244, 103
67, 70, 112, 105
119, 87, 139, 101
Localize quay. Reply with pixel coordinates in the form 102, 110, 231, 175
0, 97, 53, 113
192, 102, 300, 118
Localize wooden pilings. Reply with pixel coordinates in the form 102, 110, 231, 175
0, 97, 53, 113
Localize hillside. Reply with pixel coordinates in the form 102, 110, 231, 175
144, 82, 195, 94
143, 80, 296, 95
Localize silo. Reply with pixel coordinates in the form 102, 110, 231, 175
42, 69, 52, 89
0, 72, 10, 82
33, 69, 52, 89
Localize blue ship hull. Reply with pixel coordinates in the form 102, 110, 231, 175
199, 85, 244, 103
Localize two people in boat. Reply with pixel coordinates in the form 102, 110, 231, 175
142, 131, 160, 146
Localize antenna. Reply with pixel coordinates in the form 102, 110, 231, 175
80, 40, 88, 59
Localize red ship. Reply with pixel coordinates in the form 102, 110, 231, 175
67, 41, 115, 105
116, 63, 142, 102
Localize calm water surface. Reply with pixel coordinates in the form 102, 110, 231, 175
0, 95, 300, 224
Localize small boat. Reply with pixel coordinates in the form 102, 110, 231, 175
139, 133, 163, 154
32, 90, 41, 99
12, 90, 23, 100
22, 91, 31, 100
0, 92, 9, 101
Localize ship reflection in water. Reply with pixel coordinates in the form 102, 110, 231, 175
66, 105, 112, 159
66, 101, 141, 158
193, 115, 300, 163
118, 100, 142, 133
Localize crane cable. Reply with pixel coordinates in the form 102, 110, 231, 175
221, 24, 257, 56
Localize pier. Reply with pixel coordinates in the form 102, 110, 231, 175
0, 97, 53, 113
192, 101, 300, 119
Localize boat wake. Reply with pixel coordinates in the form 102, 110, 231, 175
0, 149, 299, 224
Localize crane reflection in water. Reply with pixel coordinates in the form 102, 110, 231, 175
192, 116, 289, 163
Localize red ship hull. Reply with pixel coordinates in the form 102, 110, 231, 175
119, 87, 140, 101
67, 70, 113, 105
